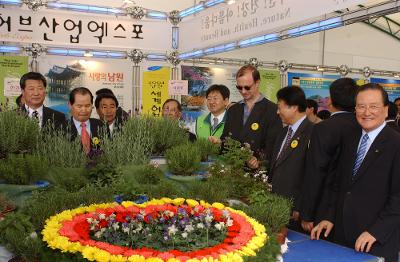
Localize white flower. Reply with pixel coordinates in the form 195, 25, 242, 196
29, 232, 37, 239
181, 232, 188, 238
184, 224, 194, 232
205, 214, 213, 223
112, 222, 120, 230
86, 217, 94, 223
98, 213, 106, 220
122, 226, 130, 233
215, 222, 225, 230
226, 218, 233, 227
197, 223, 205, 229
168, 225, 178, 236
94, 231, 103, 238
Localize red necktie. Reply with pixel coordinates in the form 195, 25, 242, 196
81, 122, 91, 154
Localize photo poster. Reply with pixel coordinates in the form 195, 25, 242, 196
37, 56, 133, 118
288, 72, 339, 111
259, 69, 281, 103
142, 66, 170, 117
181, 65, 281, 132
370, 78, 400, 101
0, 56, 29, 110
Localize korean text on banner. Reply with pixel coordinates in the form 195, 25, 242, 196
180, 0, 366, 51
142, 66, 171, 117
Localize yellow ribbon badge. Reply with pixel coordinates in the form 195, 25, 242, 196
92, 137, 100, 145
291, 139, 298, 149
251, 123, 259, 131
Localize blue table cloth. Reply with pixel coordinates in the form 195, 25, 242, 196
284, 230, 382, 261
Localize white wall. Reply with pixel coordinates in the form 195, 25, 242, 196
218, 22, 400, 71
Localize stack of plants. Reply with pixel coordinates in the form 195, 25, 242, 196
0, 111, 291, 262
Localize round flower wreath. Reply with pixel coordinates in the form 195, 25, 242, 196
42, 198, 268, 262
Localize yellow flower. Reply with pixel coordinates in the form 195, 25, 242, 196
171, 198, 185, 206
186, 199, 199, 207
212, 202, 225, 209
128, 255, 146, 262
92, 137, 100, 145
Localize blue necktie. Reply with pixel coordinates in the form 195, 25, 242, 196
352, 134, 369, 176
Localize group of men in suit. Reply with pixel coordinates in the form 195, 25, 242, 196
17, 67, 400, 260
208, 65, 400, 261
18, 72, 126, 154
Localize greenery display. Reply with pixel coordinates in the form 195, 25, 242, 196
220, 137, 253, 173
35, 129, 86, 168
148, 117, 189, 156
0, 111, 292, 262
0, 154, 49, 184
166, 142, 202, 176
100, 117, 153, 166
193, 138, 220, 162
0, 111, 40, 158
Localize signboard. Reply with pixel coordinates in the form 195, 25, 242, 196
180, 0, 366, 51
169, 80, 188, 95
142, 66, 170, 117
0, 56, 28, 110
0, 9, 171, 51
37, 56, 133, 116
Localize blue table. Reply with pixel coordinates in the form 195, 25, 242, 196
283, 230, 382, 261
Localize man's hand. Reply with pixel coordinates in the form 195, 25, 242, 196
247, 156, 259, 169
355, 231, 376, 253
310, 220, 333, 240
208, 136, 221, 144
301, 220, 314, 232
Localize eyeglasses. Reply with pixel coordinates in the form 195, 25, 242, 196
236, 83, 254, 91
355, 104, 383, 113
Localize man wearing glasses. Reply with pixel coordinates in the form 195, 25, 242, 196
211, 65, 282, 169
312, 83, 400, 261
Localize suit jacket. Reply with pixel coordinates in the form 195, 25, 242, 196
269, 117, 314, 211
386, 120, 400, 133
300, 112, 360, 222
19, 105, 66, 130
324, 125, 400, 261
221, 97, 282, 164
67, 117, 109, 145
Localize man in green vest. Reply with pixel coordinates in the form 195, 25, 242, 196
196, 84, 230, 140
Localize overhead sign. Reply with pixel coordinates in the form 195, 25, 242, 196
0, 9, 171, 51
180, 0, 366, 51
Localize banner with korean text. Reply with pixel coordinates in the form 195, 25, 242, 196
180, 0, 366, 51
37, 56, 132, 117
0, 56, 28, 110
371, 78, 400, 101
0, 9, 171, 51
142, 66, 170, 117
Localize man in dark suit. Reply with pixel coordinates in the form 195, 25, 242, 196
95, 93, 125, 135
67, 87, 109, 154
269, 86, 313, 229
161, 98, 196, 142
211, 65, 282, 168
312, 83, 400, 261
300, 78, 359, 232
386, 101, 400, 133
19, 72, 66, 130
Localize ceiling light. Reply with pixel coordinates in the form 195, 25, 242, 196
226, 0, 235, 4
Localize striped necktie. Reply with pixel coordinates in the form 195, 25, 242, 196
352, 134, 369, 176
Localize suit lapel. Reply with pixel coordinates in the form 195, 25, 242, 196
42, 106, 50, 128
352, 127, 387, 181
270, 126, 288, 169
69, 117, 78, 139
275, 118, 310, 167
